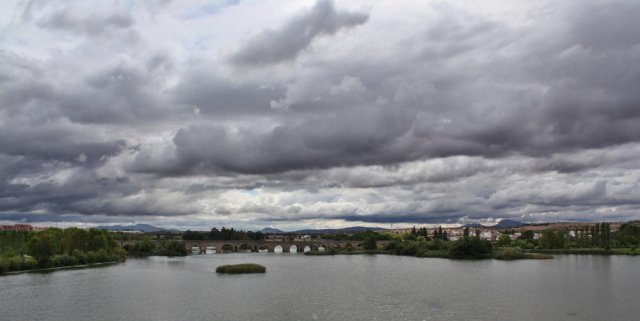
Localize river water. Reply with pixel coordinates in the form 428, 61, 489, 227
1, 253, 638, 321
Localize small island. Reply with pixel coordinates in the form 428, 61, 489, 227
216, 263, 266, 274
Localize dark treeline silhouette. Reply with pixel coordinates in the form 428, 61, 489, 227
183, 227, 265, 241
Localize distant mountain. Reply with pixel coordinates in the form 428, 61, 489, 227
259, 227, 284, 234
494, 220, 523, 228
292, 226, 386, 235
462, 223, 485, 228
95, 224, 179, 233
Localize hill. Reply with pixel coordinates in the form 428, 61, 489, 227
292, 226, 386, 234
95, 224, 179, 233
494, 220, 523, 228
259, 227, 285, 234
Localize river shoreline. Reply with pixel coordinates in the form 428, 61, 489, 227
0, 261, 119, 276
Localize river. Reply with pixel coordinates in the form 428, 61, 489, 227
1, 253, 638, 321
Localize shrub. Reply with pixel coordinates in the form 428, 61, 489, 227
87, 251, 98, 264
0, 257, 8, 273
494, 248, 526, 260
50, 254, 78, 267
72, 249, 89, 264
400, 242, 418, 256
156, 240, 188, 256
8, 256, 24, 270
384, 241, 397, 251
448, 238, 493, 259
22, 256, 38, 269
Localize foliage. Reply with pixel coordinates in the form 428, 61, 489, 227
322, 230, 391, 241
518, 230, 535, 240
493, 247, 526, 260
124, 239, 187, 256
613, 223, 640, 247
447, 237, 493, 259
156, 240, 188, 256
183, 227, 264, 241
124, 238, 156, 256
362, 236, 378, 250
216, 263, 266, 274
0, 228, 125, 272
496, 234, 512, 247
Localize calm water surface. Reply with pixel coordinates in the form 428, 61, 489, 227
1, 254, 638, 321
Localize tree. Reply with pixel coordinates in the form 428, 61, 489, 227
28, 232, 58, 267
518, 230, 534, 240
363, 236, 377, 250
496, 234, 512, 247
448, 238, 492, 259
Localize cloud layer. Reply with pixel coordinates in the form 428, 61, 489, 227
1, 0, 640, 230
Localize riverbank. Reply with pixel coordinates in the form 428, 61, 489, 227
305, 247, 553, 260
0, 261, 119, 276
527, 248, 639, 256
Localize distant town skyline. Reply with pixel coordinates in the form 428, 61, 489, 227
2, 0, 640, 230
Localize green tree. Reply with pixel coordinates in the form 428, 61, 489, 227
28, 232, 58, 267
362, 236, 377, 250
496, 234, 512, 247
518, 230, 534, 240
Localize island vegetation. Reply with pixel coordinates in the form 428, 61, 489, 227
216, 263, 266, 274
0, 228, 126, 274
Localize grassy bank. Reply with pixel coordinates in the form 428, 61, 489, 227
494, 247, 553, 260
216, 263, 266, 274
306, 244, 554, 261
305, 249, 391, 256
1, 261, 118, 276
527, 248, 639, 256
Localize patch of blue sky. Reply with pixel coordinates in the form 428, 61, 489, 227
244, 189, 259, 197
183, 0, 241, 19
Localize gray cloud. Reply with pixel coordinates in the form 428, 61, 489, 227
230, 0, 369, 65
37, 8, 135, 36
2, 0, 640, 228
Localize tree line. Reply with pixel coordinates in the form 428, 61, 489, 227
0, 228, 126, 273
183, 227, 265, 241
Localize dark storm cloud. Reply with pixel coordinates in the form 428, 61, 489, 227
172, 70, 283, 116
0, 124, 125, 164
136, 0, 640, 177
3, 0, 640, 227
230, 0, 369, 65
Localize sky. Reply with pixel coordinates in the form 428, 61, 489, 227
1, 0, 640, 231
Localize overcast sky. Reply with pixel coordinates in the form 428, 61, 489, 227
1, 0, 640, 230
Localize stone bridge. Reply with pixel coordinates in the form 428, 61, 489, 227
182, 240, 389, 254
